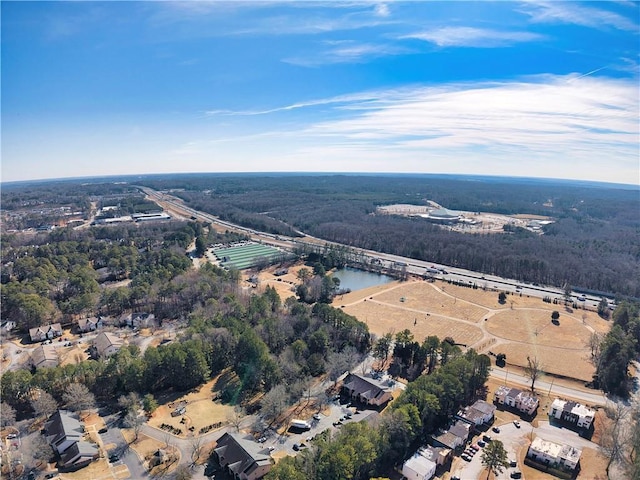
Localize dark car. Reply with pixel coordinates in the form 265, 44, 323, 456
492, 426, 501, 433
109, 454, 120, 462
510, 470, 522, 478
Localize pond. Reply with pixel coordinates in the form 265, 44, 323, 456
331, 267, 394, 292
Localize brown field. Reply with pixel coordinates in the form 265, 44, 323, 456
487, 309, 592, 348
334, 277, 606, 382
147, 378, 235, 437
373, 281, 490, 322
342, 299, 485, 346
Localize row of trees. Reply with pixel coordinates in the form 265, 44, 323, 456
591, 302, 640, 397
266, 344, 491, 479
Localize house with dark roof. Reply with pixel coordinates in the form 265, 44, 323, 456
76, 317, 103, 333
29, 323, 63, 343
431, 420, 471, 450
494, 385, 539, 416
213, 432, 272, 480
92, 332, 123, 358
31, 345, 59, 369
456, 399, 497, 427
120, 312, 156, 329
44, 410, 98, 469
341, 373, 393, 408
549, 399, 595, 430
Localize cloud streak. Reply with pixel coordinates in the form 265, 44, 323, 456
520, 1, 639, 31
402, 26, 544, 47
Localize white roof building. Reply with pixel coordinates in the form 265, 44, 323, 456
402, 449, 437, 480
549, 399, 595, 430
527, 437, 582, 471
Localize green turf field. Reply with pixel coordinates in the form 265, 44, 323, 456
212, 243, 286, 270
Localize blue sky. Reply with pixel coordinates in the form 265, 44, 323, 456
2, 1, 639, 184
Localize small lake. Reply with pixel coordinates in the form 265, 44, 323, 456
331, 267, 394, 292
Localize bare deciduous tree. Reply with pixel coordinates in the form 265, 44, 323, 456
1, 402, 16, 427
587, 332, 604, 368
190, 437, 203, 467
123, 411, 145, 442
62, 383, 96, 412
599, 400, 630, 479
31, 391, 58, 419
524, 356, 542, 392
226, 405, 245, 432
260, 385, 288, 424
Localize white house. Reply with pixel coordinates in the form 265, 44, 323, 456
402, 449, 437, 480
120, 312, 156, 329
494, 385, 539, 415
93, 332, 123, 358
527, 437, 582, 471
549, 399, 595, 430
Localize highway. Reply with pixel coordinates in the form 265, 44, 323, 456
139, 186, 610, 309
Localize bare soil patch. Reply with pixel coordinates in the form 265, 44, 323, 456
147, 378, 235, 437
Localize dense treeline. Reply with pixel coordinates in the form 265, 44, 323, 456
266, 347, 491, 480
1, 267, 370, 417
594, 302, 640, 397
136, 174, 640, 298
1, 222, 202, 330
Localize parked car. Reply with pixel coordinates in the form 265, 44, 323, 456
109, 454, 119, 462
6, 433, 18, 439
470, 444, 480, 452
313, 413, 321, 421
461, 454, 472, 462
482, 434, 492, 442
477, 440, 486, 447
513, 420, 521, 428
510, 470, 522, 478
492, 426, 501, 433
510, 459, 517, 467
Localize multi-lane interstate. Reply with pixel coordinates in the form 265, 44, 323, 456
139, 186, 612, 310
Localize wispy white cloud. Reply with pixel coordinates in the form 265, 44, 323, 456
198, 75, 638, 183
402, 26, 544, 47
283, 40, 410, 66
520, 1, 639, 31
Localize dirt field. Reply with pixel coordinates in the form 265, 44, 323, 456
147, 378, 235, 437
334, 277, 608, 382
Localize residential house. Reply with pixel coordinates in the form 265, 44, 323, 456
549, 399, 595, 430
76, 317, 103, 333
402, 448, 437, 480
527, 437, 582, 471
31, 345, 59, 369
93, 332, 123, 358
456, 399, 497, 427
44, 410, 98, 470
120, 312, 156, 329
213, 432, 272, 480
29, 323, 63, 343
59, 441, 99, 469
341, 373, 393, 408
494, 386, 539, 416
431, 421, 470, 450
418, 445, 452, 467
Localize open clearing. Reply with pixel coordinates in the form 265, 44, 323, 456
336, 278, 608, 382
147, 378, 235, 437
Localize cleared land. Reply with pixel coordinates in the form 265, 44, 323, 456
147, 378, 235, 437
336, 278, 607, 382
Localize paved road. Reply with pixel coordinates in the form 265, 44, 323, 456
489, 368, 607, 407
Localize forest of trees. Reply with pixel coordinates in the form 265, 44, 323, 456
135, 174, 640, 298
